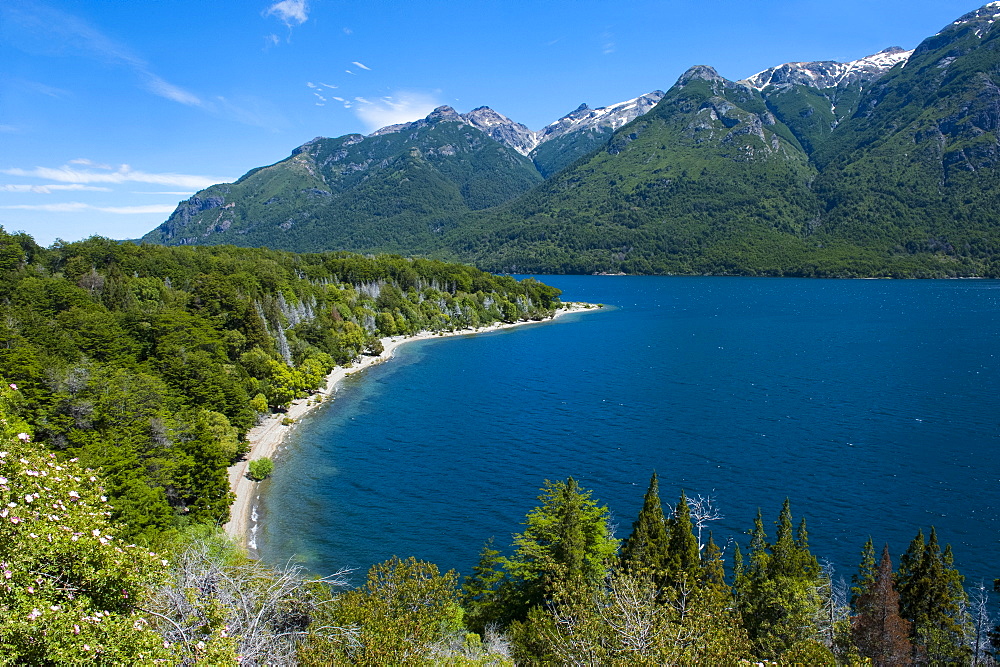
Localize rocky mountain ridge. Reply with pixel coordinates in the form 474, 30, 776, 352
143, 3, 1000, 278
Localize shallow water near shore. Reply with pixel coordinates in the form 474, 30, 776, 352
258, 276, 1000, 587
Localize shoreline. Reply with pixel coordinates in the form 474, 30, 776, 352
222, 302, 603, 550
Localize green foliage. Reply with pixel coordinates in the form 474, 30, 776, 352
733, 501, 824, 659
0, 385, 175, 663
620, 472, 670, 586
248, 457, 274, 481
506, 478, 619, 615
0, 229, 559, 540
301, 556, 467, 665
896, 527, 972, 663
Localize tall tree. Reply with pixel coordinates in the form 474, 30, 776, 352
851, 537, 877, 611
665, 492, 701, 584
620, 471, 669, 584
896, 527, 972, 664
852, 544, 913, 666
507, 478, 619, 615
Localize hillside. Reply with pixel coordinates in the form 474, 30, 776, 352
142, 3, 1000, 277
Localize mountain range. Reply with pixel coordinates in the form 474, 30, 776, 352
142, 3, 1000, 277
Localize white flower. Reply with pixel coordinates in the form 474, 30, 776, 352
67, 491, 80, 500
16, 433, 29, 442
9, 383, 17, 390
27, 609, 41, 620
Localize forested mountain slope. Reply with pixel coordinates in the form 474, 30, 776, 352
142, 3, 1000, 277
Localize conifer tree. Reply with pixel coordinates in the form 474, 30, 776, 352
702, 532, 726, 588
852, 544, 912, 666
461, 537, 508, 634
851, 537, 877, 611
508, 478, 618, 615
665, 492, 701, 584
896, 527, 971, 664
620, 472, 669, 584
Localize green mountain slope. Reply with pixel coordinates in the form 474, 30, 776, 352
141, 3, 1000, 277
448, 66, 828, 275
811, 4, 1000, 270
142, 109, 542, 255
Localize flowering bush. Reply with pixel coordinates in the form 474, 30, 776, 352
0, 385, 176, 663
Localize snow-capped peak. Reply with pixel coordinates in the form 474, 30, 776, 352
538, 91, 665, 143
947, 2, 1000, 38
740, 47, 912, 91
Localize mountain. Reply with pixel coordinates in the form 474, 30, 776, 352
143, 107, 542, 253
529, 91, 665, 176
143, 3, 1000, 277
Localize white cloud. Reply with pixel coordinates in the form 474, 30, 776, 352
345, 69, 354, 75
0, 203, 176, 215
319, 82, 337, 89
265, 0, 309, 27
0, 184, 111, 193
144, 74, 203, 107
354, 92, 441, 132
67, 158, 113, 169
601, 31, 615, 55
354, 97, 372, 104
351, 61, 371, 71
2, 164, 226, 189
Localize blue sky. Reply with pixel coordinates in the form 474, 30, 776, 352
0, 0, 984, 246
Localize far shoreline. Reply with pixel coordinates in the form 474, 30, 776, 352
222, 302, 604, 551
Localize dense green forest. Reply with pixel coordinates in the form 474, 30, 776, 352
0, 228, 560, 542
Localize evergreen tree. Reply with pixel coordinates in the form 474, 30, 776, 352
507, 478, 619, 615
665, 492, 701, 584
851, 537, 877, 611
702, 532, 726, 588
896, 527, 972, 664
852, 544, 912, 666
620, 471, 669, 584
461, 537, 507, 633
734, 503, 824, 659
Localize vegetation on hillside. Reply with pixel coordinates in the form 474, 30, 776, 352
0, 228, 560, 542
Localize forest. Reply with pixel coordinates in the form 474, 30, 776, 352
0, 226, 997, 664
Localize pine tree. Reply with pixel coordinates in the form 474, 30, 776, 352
896, 527, 972, 664
508, 477, 619, 614
665, 492, 701, 583
620, 472, 669, 584
851, 537, 877, 611
852, 544, 912, 666
702, 532, 726, 588
461, 537, 507, 634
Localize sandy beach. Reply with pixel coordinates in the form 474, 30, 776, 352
222, 302, 601, 549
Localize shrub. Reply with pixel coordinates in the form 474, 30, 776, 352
248, 458, 274, 481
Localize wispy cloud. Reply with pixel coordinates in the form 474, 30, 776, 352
601, 31, 615, 55
351, 61, 371, 71
2, 2, 202, 108
2, 163, 226, 189
264, 0, 309, 28
354, 92, 441, 132
0, 202, 176, 214
0, 184, 111, 193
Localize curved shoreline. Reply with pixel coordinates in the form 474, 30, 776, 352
222, 303, 602, 549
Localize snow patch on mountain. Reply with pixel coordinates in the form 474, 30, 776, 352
740, 47, 912, 91
368, 91, 665, 156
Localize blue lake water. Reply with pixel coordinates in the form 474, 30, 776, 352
258, 276, 1000, 588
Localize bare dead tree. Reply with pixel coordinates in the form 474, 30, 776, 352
147, 541, 352, 666
687, 494, 723, 552
969, 581, 994, 666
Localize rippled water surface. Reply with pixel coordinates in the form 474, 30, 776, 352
259, 277, 1000, 586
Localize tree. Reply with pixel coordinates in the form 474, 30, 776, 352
665, 492, 701, 584
620, 472, 669, 584
734, 502, 824, 659
300, 557, 466, 665
852, 544, 912, 666
851, 537, 877, 611
248, 457, 274, 481
506, 478, 618, 615
461, 537, 508, 634
896, 528, 972, 664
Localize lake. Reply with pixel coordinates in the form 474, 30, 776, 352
258, 276, 1000, 589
